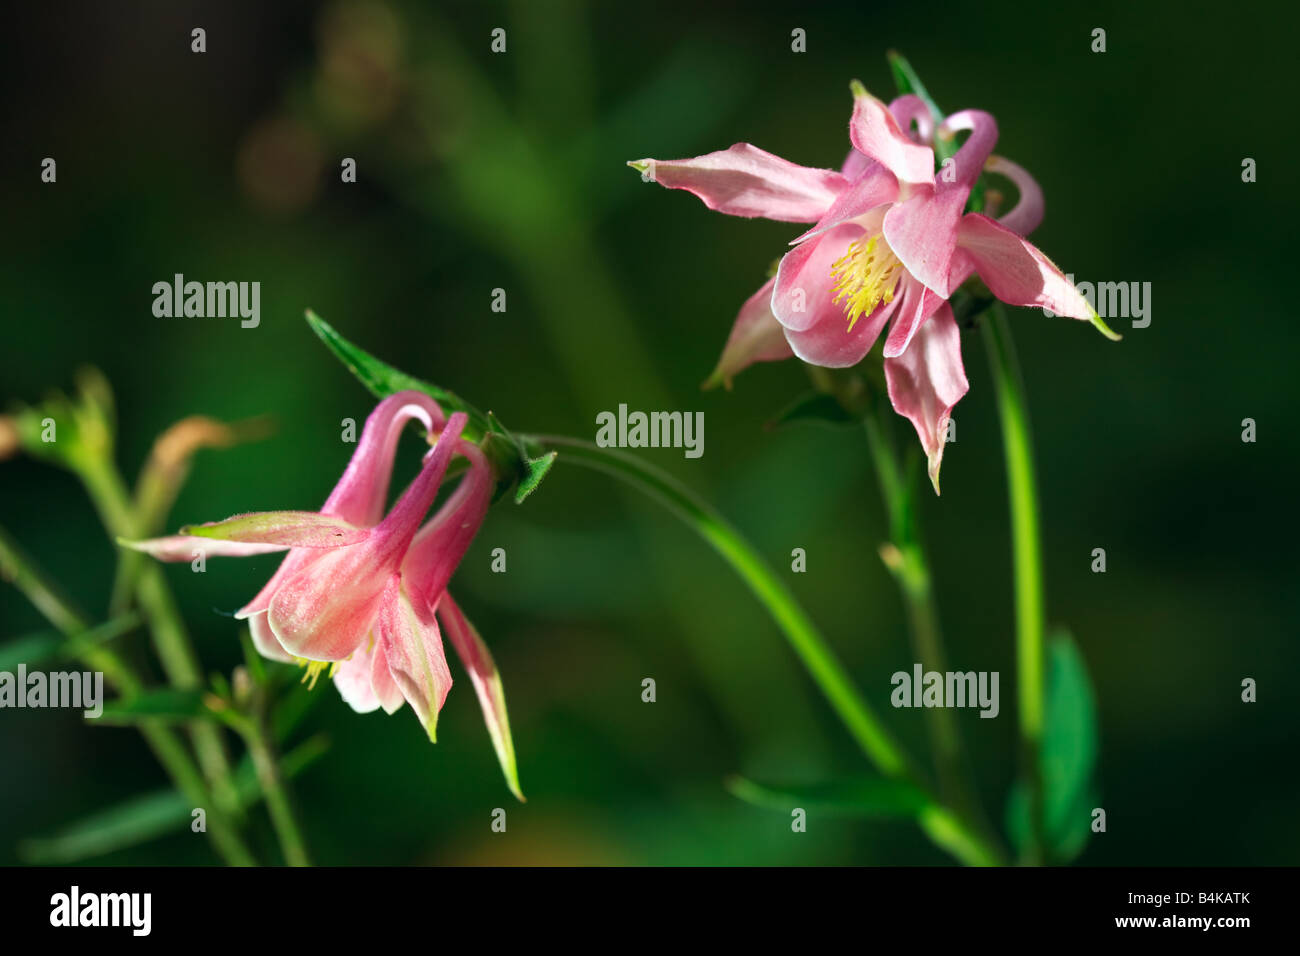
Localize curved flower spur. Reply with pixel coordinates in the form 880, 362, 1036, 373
122, 391, 522, 800
632, 83, 1119, 491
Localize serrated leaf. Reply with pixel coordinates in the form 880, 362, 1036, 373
727, 775, 930, 817
768, 391, 859, 430
95, 688, 215, 725
18, 735, 329, 863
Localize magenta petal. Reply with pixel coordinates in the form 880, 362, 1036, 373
955, 214, 1094, 319
884, 303, 969, 495
119, 535, 287, 562
631, 144, 847, 222
882, 188, 966, 298
849, 88, 935, 187
985, 155, 1044, 238
773, 223, 865, 332
378, 579, 453, 742
705, 277, 793, 389
438, 592, 523, 801
783, 286, 899, 368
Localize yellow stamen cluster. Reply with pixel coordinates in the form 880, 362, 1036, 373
829, 235, 902, 331
295, 658, 340, 690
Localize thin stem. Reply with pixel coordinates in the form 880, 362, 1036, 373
78, 456, 243, 819
230, 714, 311, 867
862, 412, 988, 840
527, 434, 1004, 866
0, 525, 256, 866
981, 304, 1047, 864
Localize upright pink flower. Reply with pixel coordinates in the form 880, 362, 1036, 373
124, 391, 522, 799
633, 84, 1117, 490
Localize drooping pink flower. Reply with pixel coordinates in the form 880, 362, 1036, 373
123, 391, 523, 799
635, 84, 1117, 490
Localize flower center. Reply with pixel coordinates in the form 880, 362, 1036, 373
829, 235, 902, 331
295, 658, 340, 690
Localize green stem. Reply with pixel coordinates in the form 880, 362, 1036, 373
527, 435, 1003, 866
0, 525, 256, 866
229, 714, 311, 867
77, 458, 243, 821
861, 412, 987, 839
981, 304, 1047, 864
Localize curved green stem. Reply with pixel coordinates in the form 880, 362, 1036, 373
526, 434, 1004, 866
981, 304, 1046, 864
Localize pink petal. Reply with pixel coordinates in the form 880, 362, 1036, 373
774, 221, 877, 333
985, 155, 1043, 237
882, 186, 966, 298
402, 438, 491, 613
783, 284, 900, 368
883, 273, 948, 358
704, 277, 794, 389
791, 166, 898, 243
849, 86, 935, 188
438, 592, 523, 802
937, 109, 998, 193
378, 579, 453, 742
181, 511, 370, 548
888, 94, 935, 145
268, 414, 469, 660
118, 535, 287, 562
884, 303, 970, 495
247, 610, 296, 663
955, 214, 1120, 339
333, 641, 382, 714
630, 144, 847, 222
323, 392, 445, 527
840, 148, 874, 180
370, 639, 405, 714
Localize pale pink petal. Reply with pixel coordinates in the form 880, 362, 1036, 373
985, 155, 1043, 237
882, 187, 967, 298
840, 148, 874, 180
119, 535, 287, 562
333, 642, 382, 714
378, 580, 453, 742
773, 222, 871, 332
630, 144, 848, 222
937, 109, 998, 192
235, 549, 319, 620
370, 639, 405, 714
438, 592, 523, 801
884, 303, 969, 495
849, 87, 934, 187
791, 167, 897, 243
883, 273, 948, 358
704, 278, 794, 389
783, 286, 900, 368
247, 610, 296, 663
955, 214, 1120, 339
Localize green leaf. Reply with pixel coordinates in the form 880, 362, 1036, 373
95, 688, 215, 725
727, 775, 931, 817
1005, 629, 1100, 862
18, 735, 329, 863
306, 311, 554, 504
0, 614, 140, 671
768, 391, 859, 430
515, 451, 557, 503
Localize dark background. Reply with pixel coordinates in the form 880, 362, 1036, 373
1, 0, 1295, 865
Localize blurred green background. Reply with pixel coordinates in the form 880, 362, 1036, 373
1, 0, 1295, 865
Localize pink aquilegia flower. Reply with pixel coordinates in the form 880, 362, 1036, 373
123, 391, 522, 799
632, 84, 1118, 491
